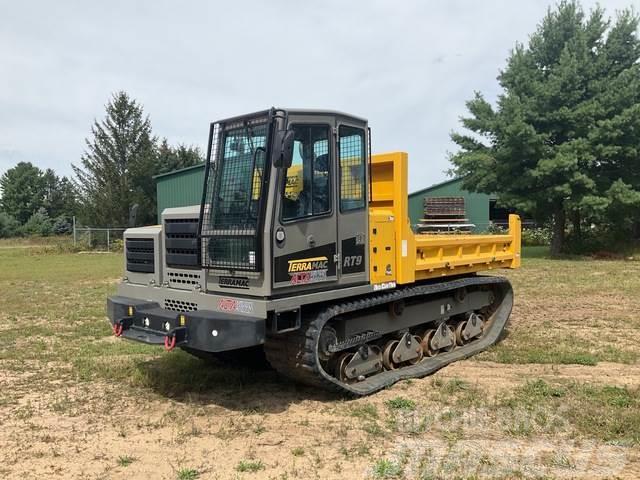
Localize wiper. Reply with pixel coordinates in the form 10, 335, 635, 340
243, 122, 266, 215
244, 122, 256, 155
244, 121, 264, 182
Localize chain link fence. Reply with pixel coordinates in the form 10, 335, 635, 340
73, 225, 127, 251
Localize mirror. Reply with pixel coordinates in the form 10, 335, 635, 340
273, 128, 295, 168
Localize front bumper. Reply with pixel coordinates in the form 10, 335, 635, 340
107, 295, 265, 352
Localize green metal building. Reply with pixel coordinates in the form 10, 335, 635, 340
408, 178, 495, 231
154, 164, 205, 222
155, 167, 497, 230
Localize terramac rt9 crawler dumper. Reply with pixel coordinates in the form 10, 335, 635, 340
108, 108, 521, 395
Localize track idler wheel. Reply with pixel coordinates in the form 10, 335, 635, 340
318, 327, 338, 361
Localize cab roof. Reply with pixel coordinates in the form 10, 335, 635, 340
215, 107, 368, 125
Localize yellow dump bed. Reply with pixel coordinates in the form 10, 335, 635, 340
368, 152, 521, 286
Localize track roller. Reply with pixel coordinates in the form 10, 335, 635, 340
335, 352, 354, 383
420, 323, 456, 356
454, 321, 466, 346
336, 345, 383, 381
407, 335, 424, 365
455, 313, 485, 345
382, 340, 400, 370
420, 329, 436, 357
382, 333, 423, 369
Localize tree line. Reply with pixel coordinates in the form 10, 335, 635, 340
2, 1, 638, 256
0, 164, 76, 237
0, 91, 203, 237
450, 1, 640, 256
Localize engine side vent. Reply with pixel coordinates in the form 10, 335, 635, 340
126, 238, 155, 273
164, 298, 198, 312
165, 218, 199, 269
167, 271, 202, 288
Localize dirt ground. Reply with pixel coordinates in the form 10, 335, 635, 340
1, 246, 639, 479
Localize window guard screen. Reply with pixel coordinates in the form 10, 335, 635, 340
200, 115, 270, 271
339, 125, 366, 211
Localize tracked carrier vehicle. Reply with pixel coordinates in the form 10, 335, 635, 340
108, 108, 521, 395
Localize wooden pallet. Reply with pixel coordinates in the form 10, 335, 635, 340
419, 196, 474, 233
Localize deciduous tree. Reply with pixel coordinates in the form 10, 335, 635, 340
0, 162, 46, 223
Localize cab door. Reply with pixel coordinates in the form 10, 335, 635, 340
272, 117, 338, 291
335, 121, 369, 287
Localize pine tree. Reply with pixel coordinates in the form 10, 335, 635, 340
450, 1, 640, 255
0, 212, 20, 238
42, 169, 77, 220
156, 138, 203, 174
22, 207, 53, 236
73, 92, 157, 226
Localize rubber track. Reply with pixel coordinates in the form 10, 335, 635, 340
264, 275, 513, 396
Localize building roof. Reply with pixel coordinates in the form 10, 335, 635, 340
153, 163, 205, 180
408, 177, 463, 198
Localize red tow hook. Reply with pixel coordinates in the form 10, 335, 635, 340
164, 334, 177, 351
113, 323, 124, 337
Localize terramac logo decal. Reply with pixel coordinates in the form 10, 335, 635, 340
274, 243, 336, 285
217, 298, 254, 314
288, 256, 328, 285
218, 276, 250, 289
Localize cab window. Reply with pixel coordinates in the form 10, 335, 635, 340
282, 125, 331, 221
339, 126, 366, 211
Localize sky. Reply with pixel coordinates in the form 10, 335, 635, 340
1, 0, 637, 192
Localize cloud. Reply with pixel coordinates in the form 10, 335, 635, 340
0, 0, 633, 191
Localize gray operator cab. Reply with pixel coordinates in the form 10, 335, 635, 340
200, 108, 370, 297
109, 108, 374, 353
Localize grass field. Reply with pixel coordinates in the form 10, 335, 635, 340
1, 244, 639, 479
